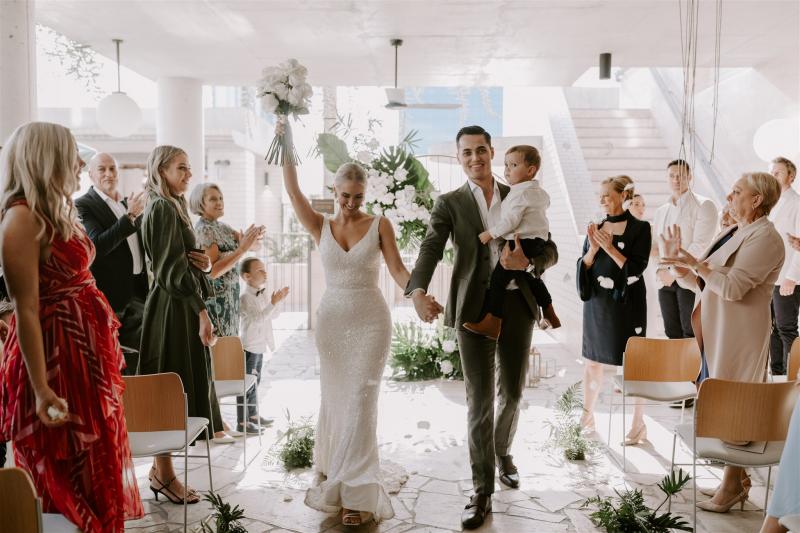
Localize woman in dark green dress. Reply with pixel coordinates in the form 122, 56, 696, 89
139, 145, 222, 504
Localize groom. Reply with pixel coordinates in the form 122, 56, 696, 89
406, 126, 558, 529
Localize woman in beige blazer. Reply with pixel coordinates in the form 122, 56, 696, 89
662, 172, 784, 514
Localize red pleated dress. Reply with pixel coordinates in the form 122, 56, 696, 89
0, 201, 143, 532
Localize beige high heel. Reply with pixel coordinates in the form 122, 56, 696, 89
622, 424, 647, 446
580, 411, 596, 434
699, 471, 751, 497
696, 488, 749, 513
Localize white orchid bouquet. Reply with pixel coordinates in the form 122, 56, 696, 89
257, 58, 313, 166
316, 120, 437, 250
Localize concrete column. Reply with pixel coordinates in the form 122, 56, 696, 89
0, 0, 37, 141
156, 77, 204, 175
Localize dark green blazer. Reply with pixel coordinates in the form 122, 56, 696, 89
405, 180, 559, 327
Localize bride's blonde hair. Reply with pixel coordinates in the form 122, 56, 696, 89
145, 145, 193, 227
0, 121, 81, 242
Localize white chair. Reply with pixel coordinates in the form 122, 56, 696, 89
609, 337, 701, 472
0, 467, 80, 532
675, 378, 798, 531
211, 336, 262, 468
780, 515, 800, 532
123, 372, 213, 533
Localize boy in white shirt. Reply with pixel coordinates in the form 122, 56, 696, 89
238, 257, 289, 433
464, 145, 559, 340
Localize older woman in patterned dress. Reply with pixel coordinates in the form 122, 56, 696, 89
190, 183, 265, 435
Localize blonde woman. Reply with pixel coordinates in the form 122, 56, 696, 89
280, 122, 411, 526
662, 172, 784, 513
577, 175, 651, 443
139, 145, 221, 504
0, 122, 142, 531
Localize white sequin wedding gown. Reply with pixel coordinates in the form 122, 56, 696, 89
304, 215, 406, 521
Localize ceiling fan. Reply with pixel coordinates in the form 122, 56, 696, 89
385, 38, 461, 110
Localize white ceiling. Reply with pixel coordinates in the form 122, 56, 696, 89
36, 0, 800, 93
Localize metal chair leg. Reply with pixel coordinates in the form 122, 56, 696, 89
184, 425, 189, 533
765, 466, 772, 516
622, 386, 627, 472
692, 435, 697, 532
242, 386, 248, 469
607, 394, 613, 446
204, 427, 213, 492
256, 385, 262, 448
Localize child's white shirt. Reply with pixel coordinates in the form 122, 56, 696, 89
239, 284, 280, 354
489, 180, 550, 241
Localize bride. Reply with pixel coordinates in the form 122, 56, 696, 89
280, 124, 411, 526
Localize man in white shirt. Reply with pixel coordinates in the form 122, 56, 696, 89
75, 153, 147, 369
769, 156, 800, 376
652, 159, 718, 340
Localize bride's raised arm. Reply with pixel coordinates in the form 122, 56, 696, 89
281, 129, 324, 243
377, 217, 411, 289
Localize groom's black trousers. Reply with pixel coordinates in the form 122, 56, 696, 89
456, 289, 534, 495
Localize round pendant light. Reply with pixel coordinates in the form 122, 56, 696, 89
96, 39, 142, 138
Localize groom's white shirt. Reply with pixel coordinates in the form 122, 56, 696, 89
468, 179, 517, 290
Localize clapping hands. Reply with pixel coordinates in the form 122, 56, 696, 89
659, 225, 701, 274
587, 223, 612, 253
125, 190, 146, 220
271, 286, 290, 305
236, 224, 266, 252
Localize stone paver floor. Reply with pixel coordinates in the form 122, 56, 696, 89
125, 317, 769, 532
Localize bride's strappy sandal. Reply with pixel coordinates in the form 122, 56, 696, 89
342, 509, 362, 526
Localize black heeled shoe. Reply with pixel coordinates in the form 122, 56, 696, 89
150, 473, 200, 504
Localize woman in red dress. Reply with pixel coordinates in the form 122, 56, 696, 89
0, 122, 143, 532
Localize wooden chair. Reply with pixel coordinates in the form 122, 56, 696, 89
788, 339, 800, 381
610, 337, 701, 471
0, 467, 80, 532
210, 336, 262, 468
123, 372, 213, 533
675, 379, 798, 531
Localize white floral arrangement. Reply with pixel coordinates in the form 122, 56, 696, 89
257, 58, 313, 166
316, 120, 437, 250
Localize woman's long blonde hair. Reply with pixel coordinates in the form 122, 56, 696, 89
145, 145, 192, 227
0, 122, 81, 242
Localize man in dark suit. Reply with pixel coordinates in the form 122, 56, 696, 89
76, 153, 147, 372
406, 126, 558, 529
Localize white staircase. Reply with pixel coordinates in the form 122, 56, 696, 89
570, 108, 672, 220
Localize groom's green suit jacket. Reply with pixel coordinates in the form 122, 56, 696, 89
405, 180, 559, 328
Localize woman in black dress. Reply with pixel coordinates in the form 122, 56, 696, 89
577, 175, 651, 442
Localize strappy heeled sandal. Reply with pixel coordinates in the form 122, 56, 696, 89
150, 473, 200, 504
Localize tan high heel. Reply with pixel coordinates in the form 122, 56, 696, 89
696, 488, 749, 513
622, 424, 647, 446
699, 470, 751, 497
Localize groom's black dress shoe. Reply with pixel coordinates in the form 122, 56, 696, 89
461, 493, 491, 529
497, 455, 520, 489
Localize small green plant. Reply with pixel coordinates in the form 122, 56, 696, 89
389, 320, 462, 380
583, 469, 693, 532
198, 491, 248, 533
543, 381, 594, 460
268, 410, 315, 470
